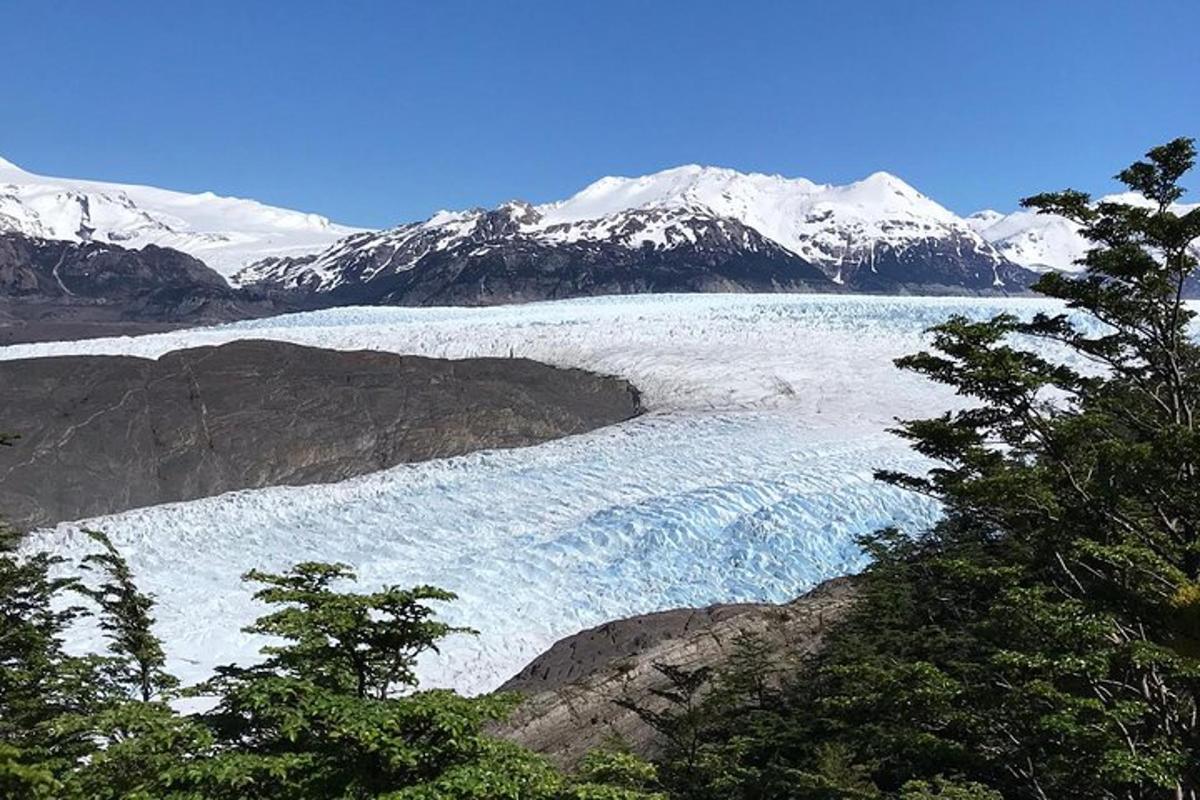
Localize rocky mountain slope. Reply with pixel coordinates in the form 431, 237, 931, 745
493, 577, 858, 767
0, 155, 358, 277
0, 232, 279, 344
0, 340, 641, 530
238, 202, 836, 305
240, 166, 1038, 301
17, 154, 1191, 315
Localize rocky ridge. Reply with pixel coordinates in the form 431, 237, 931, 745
0, 340, 641, 530
239, 166, 1040, 301
0, 232, 281, 343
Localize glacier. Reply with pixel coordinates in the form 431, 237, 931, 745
7, 293, 1097, 694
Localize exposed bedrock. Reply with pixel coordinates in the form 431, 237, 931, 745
493, 576, 858, 768
0, 232, 281, 344
0, 339, 641, 530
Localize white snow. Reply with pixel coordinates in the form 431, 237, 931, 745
538, 165, 999, 265
236, 164, 1009, 290
969, 193, 1199, 273
0, 156, 362, 279
9, 293, 1115, 695
970, 208, 1092, 273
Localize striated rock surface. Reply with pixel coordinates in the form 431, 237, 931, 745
493, 576, 858, 767
0, 340, 640, 530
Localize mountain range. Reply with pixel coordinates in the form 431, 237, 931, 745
0, 156, 357, 277
2, 156, 1196, 331
235, 166, 1037, 302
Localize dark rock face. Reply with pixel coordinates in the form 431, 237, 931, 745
239, 203, 1042, 306
243, 211, 836, 308
0, 340, 641, 530
0, 233, 278, 343
828, 233, 1040, 294
499, 602, 764, 695
492, 577, 859, 767
371, 240, 833, 308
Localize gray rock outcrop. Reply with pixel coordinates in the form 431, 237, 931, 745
0, 340, 640, 530
493, 577, 858, 767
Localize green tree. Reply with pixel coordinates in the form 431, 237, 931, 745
616, 663, 714, 797
165, 562, 653, 799
898, 777, 1002, 800
75, 528, 178, 702
563, 749, 668, 800
1, 498, 657, 798
676, 139, 1200, 800
0, 480, 105, 786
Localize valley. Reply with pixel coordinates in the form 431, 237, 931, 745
6, 293, 1104, 695
5, 4, 1196, 794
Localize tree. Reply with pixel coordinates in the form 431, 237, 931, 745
75, 529, 177, 702
616, 662, 714, 796
874, 137, 1200, 797
167, 562, 653, 799
0, 473, 104, 785
235, 561, 469, 700
672, 139, 1200, 799
562, 749, 668, 800
1, 509, 657, 798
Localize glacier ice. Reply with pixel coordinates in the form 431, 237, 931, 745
8, 293, 1103, 694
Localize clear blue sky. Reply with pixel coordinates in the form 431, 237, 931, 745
2, 1, 1197, 228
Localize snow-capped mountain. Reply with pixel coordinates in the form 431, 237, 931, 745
0, 231, 283, 344
239, 198, 833, 305
967, 208, 1092, 273
0, 156, 360, 279
239, 165, 1035, 303
538, 166, 1003, 281
970, 192, 1200, 273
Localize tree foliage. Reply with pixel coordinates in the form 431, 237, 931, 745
635, 139, 1200, 799
4, 138, 1198, 799
0, 519, 657, 798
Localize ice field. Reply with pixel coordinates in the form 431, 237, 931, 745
7, 293, 1085, 693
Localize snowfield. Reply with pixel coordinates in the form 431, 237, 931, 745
0, 156, 360, 278
8, 293, 1099, 694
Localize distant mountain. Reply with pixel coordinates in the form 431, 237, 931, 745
32, 157, 1195, 315
0, 156, 359, 278
969, 192, 1200, 277
0, 232, 278, 343
239, 166, 1038, 302
967, 209, 1091, 274
237, 200, 836, 305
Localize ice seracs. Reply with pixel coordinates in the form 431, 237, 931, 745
0, 155, 361, 279
11, 293, 1104, 693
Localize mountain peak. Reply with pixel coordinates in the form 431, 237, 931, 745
966, 209, 1004, 231
0, 155, 359, 276
0, 155, 28, 175
846, 170, 922, 198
